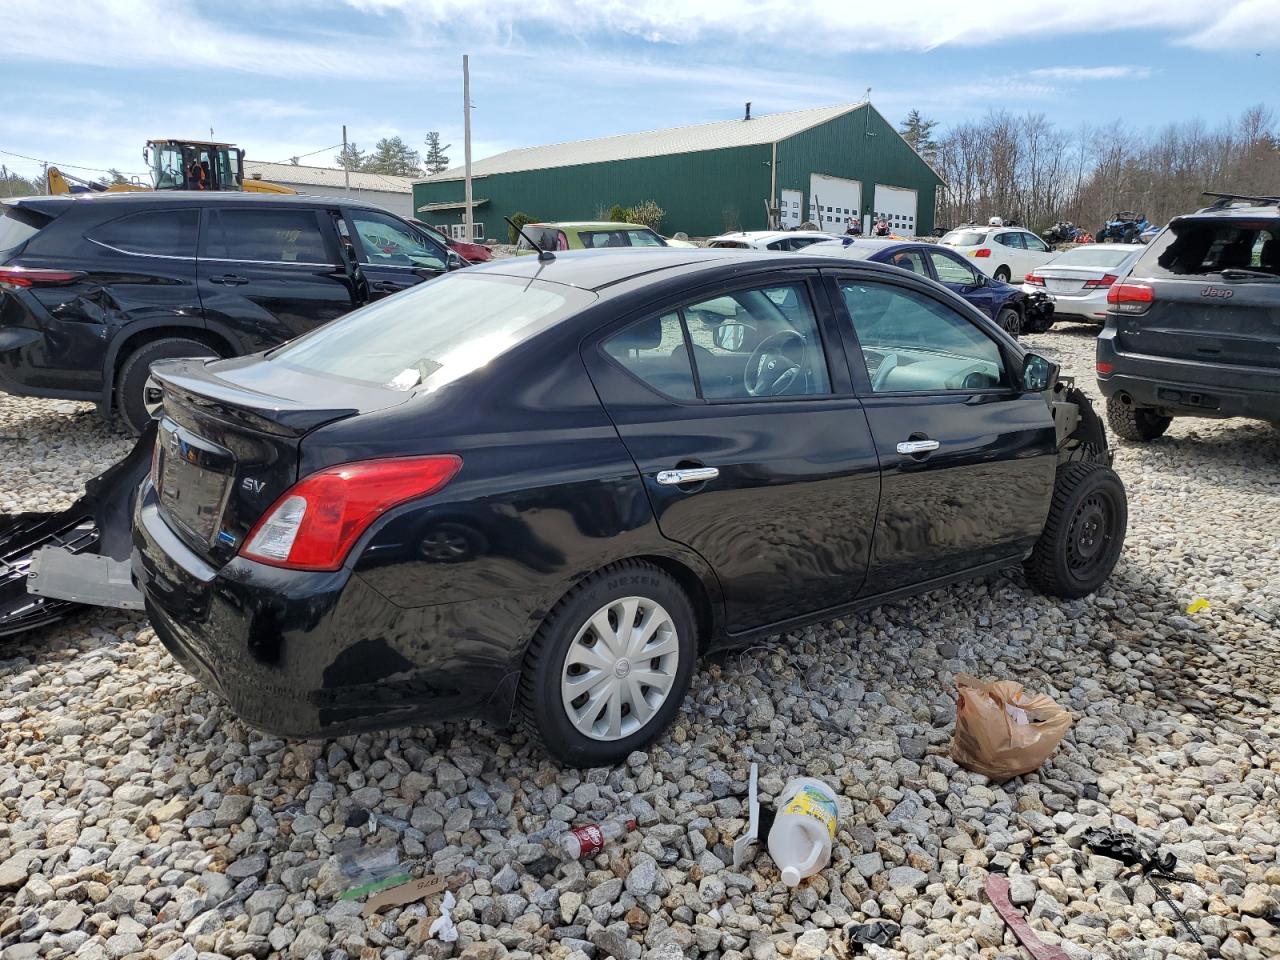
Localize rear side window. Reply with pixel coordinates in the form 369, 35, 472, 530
1135, 220, 1279, 278
996, 232, 1026, 249
202, 208, 331, 264
0, 205, 53, 256
603, 312, 697, 400
90, 209, 198, 258
578, 229, 664, 248
516, 227, 565, 252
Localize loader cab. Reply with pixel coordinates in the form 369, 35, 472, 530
146, 140, 244, 192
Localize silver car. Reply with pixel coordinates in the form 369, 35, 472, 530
1022, 244, 1143, 324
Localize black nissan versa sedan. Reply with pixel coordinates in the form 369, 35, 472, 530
132, 248, 1127, 766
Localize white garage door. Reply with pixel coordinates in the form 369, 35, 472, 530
809, 174, 861, 232
779, 188, 802, 229
873, 185, 919, 236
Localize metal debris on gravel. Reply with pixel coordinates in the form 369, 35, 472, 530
1, 323, 1278, 960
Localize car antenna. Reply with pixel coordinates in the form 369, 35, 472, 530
505, 217, 555, 263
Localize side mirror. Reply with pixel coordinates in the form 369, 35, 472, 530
445, 251, 466, 271
1021, 353, 1059, 392
714, 322, 749, 351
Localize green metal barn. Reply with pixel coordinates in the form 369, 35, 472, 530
413, 102, 945, 241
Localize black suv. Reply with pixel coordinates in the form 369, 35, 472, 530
1097, 194, 1280, 440
0, 193, 462, 433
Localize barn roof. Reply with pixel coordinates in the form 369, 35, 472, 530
417, 103, 864, 184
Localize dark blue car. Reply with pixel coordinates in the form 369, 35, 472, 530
807, 238, 1054, 335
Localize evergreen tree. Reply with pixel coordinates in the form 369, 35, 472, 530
107, 168, 129, 185
899, 110, 939, 159
334, 143, 367, 171
423, 132, 451, 174
364, 137, 423, 177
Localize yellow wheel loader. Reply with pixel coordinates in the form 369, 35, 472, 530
45, 139, 296, 195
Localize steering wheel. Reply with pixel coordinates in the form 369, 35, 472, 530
871, 352, 899, 391
744, 330, 807, 397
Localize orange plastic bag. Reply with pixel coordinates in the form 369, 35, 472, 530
948, 675, 1073, 782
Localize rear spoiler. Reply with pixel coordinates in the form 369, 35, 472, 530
1200, 192, 1280, 210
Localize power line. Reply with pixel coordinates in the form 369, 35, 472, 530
0, 147, 147, 177
263, 141, 346, 166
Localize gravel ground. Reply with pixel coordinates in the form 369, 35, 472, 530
1, 322, 1278, 960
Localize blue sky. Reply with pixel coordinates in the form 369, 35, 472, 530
1, 0, 1275, 184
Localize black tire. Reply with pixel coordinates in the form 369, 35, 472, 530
117, 337, 218, 435
517, 560, 698, 767
994, 266, 1012, 282
1105, 394, 1171, 442
1025, 461, 1127, 598
995, 306, 1023, 336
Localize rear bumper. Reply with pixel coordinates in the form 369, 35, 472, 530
133, 483, 521, 737
0, 290, 105, 399
1034, 287, 1109, 322
1097, 331, 1280, 421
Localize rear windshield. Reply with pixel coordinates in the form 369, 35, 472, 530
578, 229, 665, 249
1135, 219, 1279, 279
940, 230, 987, 246
516, 227, 563, 252
0, 205, 51, 257
1048, 246, 1137, 269
270, 273, 596, 391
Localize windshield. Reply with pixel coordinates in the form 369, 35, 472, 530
1135, 219, 1279, 279
940, 230, 987, 246
271, 274, 595, 391
1049, 247, 1137, 268
0, 206, 49, 257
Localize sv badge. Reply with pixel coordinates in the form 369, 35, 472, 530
241, 477, 266, 494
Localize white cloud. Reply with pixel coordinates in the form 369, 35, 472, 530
1176, 0, 1278, 50
340, 0, 1270, 52
1028, 66, 1154, 81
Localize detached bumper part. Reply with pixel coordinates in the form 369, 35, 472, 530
0, 422, 155, 636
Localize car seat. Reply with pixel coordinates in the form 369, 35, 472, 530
1258, 237, 1278, 274
1219, 238, 1253, 270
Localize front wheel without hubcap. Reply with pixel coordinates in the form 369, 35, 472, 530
519, 561, 697, 766
1025, 460, 1127, 598
996, 306, 1022, 336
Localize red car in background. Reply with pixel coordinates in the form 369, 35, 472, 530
411, 219, 493, 263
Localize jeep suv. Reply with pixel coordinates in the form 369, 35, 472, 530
0, 193, 462, 433
1096, 194, 1280, 440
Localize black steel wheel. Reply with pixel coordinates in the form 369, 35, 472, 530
1025, 461, 1127, 598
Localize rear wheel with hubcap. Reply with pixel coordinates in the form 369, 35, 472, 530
994, 266, 1012, 282
1025, 460, 1127, 598
518, 561, 697, 766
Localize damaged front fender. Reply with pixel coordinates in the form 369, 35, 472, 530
0, 422, 155, 637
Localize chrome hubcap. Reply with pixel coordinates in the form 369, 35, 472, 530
560, 596, 679, 741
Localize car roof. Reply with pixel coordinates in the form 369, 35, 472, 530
1176, 204, 1280, 223
536, 221, 652, 230
709, 230, 834, 242
464, 247, 916, 294
10, 191, 393, 213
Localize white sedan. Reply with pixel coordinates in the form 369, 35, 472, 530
1022, 244, 1143, 324
706, 230, 839, 252
938, 226, 1056, 282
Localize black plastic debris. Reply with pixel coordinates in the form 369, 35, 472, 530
841, 920, 900, 954
1084, 826, 1202, 945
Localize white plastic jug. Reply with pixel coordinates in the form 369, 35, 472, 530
768, 777, 838, 886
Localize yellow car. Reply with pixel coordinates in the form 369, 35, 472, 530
516, 221, 677, 254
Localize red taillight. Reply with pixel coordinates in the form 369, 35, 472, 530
1096, 361, 1114, 375
1024, 272, 1044, 285
974, 248, 991, 258
0, 266, 86, 288
241, 455, 462, 571
1107, 282, 1153, 310
1083, 273, 1118, 289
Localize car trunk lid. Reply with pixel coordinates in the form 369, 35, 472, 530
1116, 214, 1280, 369
149, 355, 409, 566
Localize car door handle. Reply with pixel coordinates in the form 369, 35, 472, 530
210, 274, 249, 286
896, 439, 940, 455
656, 467, 719, 486
371, 280, 402, 293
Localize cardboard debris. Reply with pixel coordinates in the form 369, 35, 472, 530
361, 873, 448, 917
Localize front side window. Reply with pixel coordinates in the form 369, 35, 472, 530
1022, 232, 1050, 253
91, 209, 199, 258
273, 273, 594, 391
929, 250, 981, 285
682, 283, 830, 399
840, 281, 1007, 393
350, 210, 446, 269
203, 208, 331, 263
603, 312, 696, 400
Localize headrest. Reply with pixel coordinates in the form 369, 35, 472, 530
615, 316, 664, 351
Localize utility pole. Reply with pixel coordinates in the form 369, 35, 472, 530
463, 54, 473, 241
342, 125, 350, 192
769, 141, 778, 229
1, 165, 7, 198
